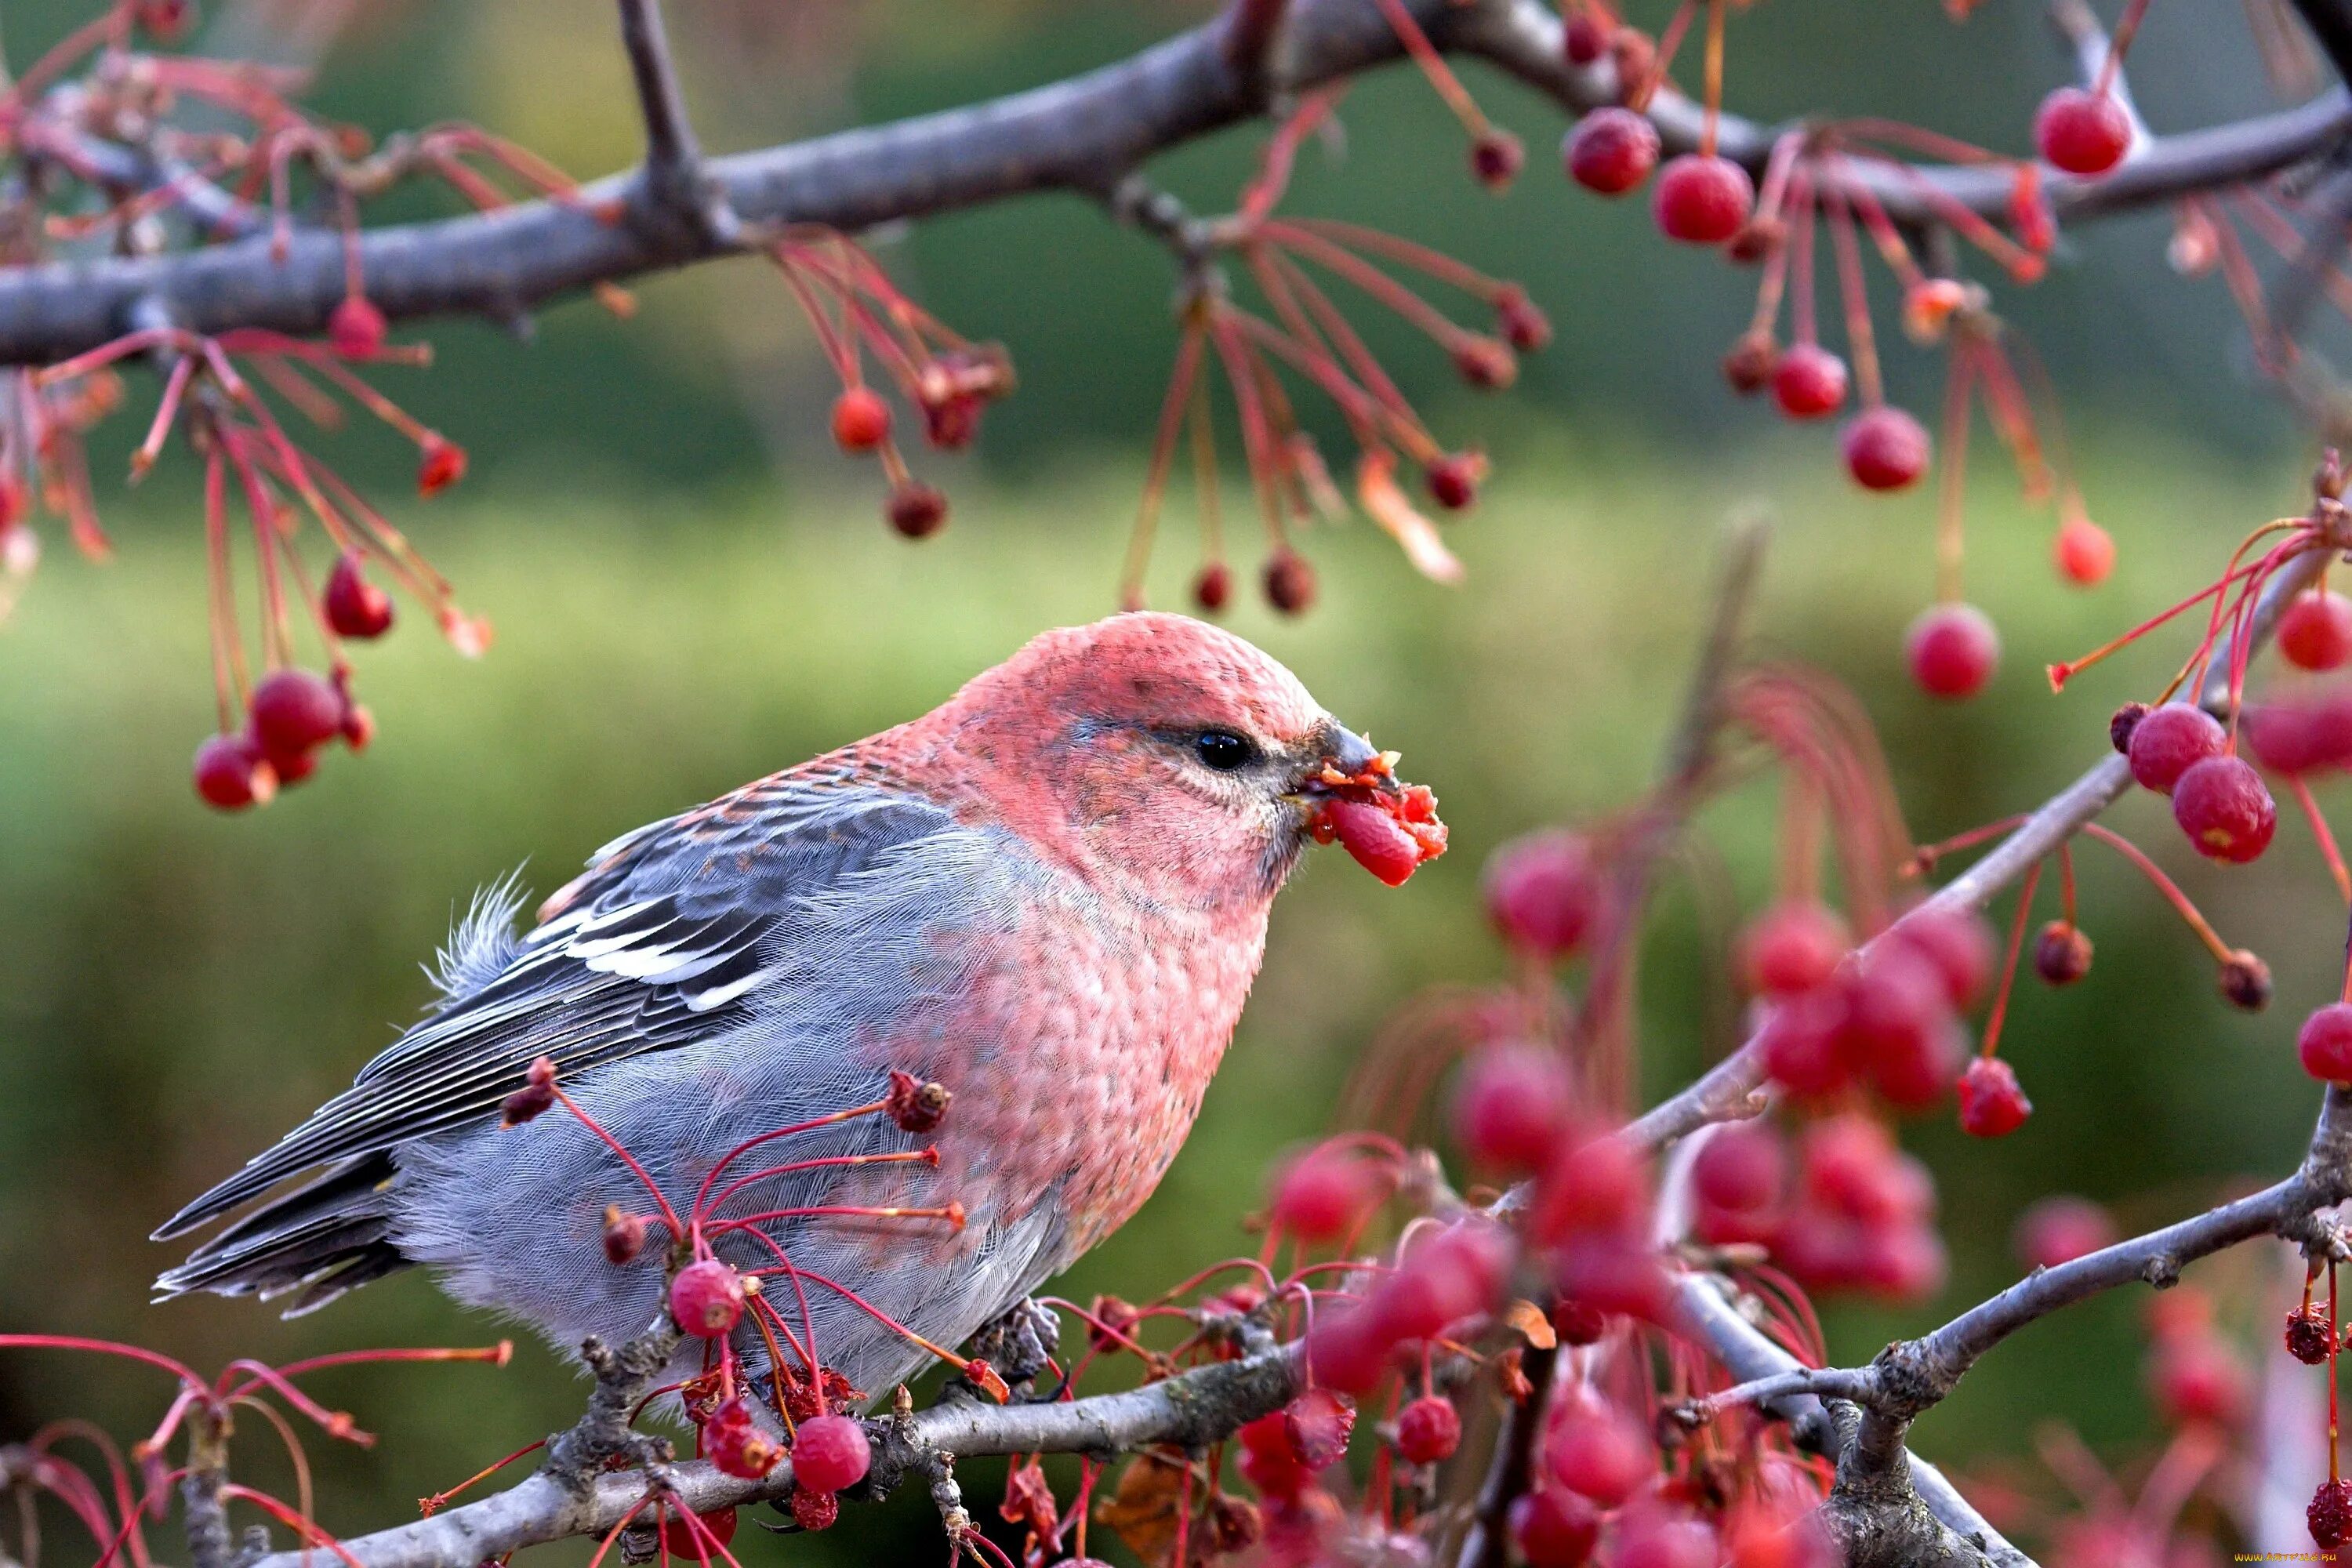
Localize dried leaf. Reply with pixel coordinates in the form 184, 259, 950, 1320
1505, 1298, 1558, 1350
1095, 1451, 1189, 1568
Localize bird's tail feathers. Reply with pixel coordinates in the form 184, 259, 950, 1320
152, 1151, 412, 1317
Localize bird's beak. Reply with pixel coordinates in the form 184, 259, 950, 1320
1284, 723, 1401, 808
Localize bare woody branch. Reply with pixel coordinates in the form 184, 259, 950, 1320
612, 0, 739, 246
0, 0, 2345, 364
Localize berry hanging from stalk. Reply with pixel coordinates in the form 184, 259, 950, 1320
1957, 1056, 2031, 1138
1565, 108, 1660, 195
1904, 603, 1999, 699
1653, 155, 1753, 245
2034, 88, 2132, 177
1772, 343, 1849, 420
2280, 589, 2352, 671
2171, 756, 2275, 864
324, 550, 395, 639
193, 733, 277, 812
830, 387, 891, 453
1843, 408, 1932, 492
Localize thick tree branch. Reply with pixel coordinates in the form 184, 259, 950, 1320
0, 0, 2344, 364
1623, 538, 2336, 1153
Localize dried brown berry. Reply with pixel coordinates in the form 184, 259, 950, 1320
2219, 950, 2273, 1012
500, 1056, 559, 1127
2109, 701, 2151, 755
886, 1069, 951, 1133
2286, 1304, 2339, 1365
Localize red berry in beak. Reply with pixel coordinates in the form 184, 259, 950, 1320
668, 1258, 747, 1338
2034, 87, 2132, 176
1322, 796, 1423, 886
1651, 154, 1753, 244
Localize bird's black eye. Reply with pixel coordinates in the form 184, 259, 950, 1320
1192, 728, 1257, 771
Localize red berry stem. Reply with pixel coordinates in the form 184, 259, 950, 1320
1839, 146, 2047, 281
1790, 174, 1820, 347
1966, 325, 2053, 503
2332, 1257, 2342, 1483
1253, 250, 1421, 443
1822, 183, 1883, 408
2047, 550, 2273, 691
2094, 0, 2153, 98
1780, 771, 1824, 902
2287, 771, 2352, 906
2058, 842, 2078, 926
201, 445, 245, 727
2078, 822, 2241, 965
1629, 2, 1697, 114
1911, 815, 2031, 873
1978, 861, 2042, 1062
129, 354, 195, 481
1124, 321, 1207, 607
1367, 0, 1498, 141
1283, 217, 1523, 305
1935, 335, 1976, 602
1700, 0, 1726, 158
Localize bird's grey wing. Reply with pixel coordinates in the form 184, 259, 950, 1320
153, 779, 969, 1240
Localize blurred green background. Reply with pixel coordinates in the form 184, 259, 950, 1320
0, 0, 2345, 1561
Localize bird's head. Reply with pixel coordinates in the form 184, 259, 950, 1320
940, 612, 1431, 911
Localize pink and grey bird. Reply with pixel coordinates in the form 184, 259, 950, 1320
155, 613, 1443, 1399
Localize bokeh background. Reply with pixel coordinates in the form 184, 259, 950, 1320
0, 0, 2344, 1559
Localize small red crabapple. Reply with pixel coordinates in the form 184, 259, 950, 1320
1691, 1121, 1785, 1213
668, 1258, 746, 1338
1451, 1041, 1572, 1172
789, 1414, 870, 1494
1471, 129, 1525, 191
324, 550, 395, 638
1565, 107, 1661, 195
886, 481, 949, 539
1192, 563, 1232, 613
2280, 589, 2352, 670
1550, 1298, 1608, 1345
602, 1205, 647, 1265
1269, 1147, 1377, 1243
2034, 86, 2132, 176
1841, 406, 1932, 491
1544, 1388, 1653, 1506
1957, 1057, 2031, 1138
1721, 331, 1779, 395
829, 387, 891, 453
249, 668, 348, 766
1483, 830, 1599, 958
2170, 755, 2274, 863
1508, 1490, 1601, 1568
704, 1397, 780, 1479
193, 733, 277, 811
2031, 921, 2092, 986
2314, 1479, 2352, 1551
1889, 906, 1996, 1010
2126, 704, 2227, 794
2298, 1002, 2352, 1084
1283, 1388, 1356, 1470
2149, 1331, 2249, 1428
1738, 899, 1849, 996
1563, 13, 1606, 64
1264, 549, 1316, 615
1904, 602, 1999, 699
1610, 1506, 1718, 1568
788, 1486, 838, 1531
328, 295, 388, 358
2053, 516, 2115, 586
2013, 1195, 2116, 1268
1770, 344, 1849, 420
1394, 1396, 1462, 1465
1651, 154, 1754, 245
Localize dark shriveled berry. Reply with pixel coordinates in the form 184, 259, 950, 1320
1264, 550, 1316, 615
886, 1069, 952, 1132
1192, 563, 1232, 613
602, 1205, 648, 1265
1721, 331, 1778, 395
886, 481, 949, 539
2031, 921, 2092, 986
2109, 701, 2151, 755
2219, 949, 2273, 1012
2314, 1478, 2352, 1552
2285, 1304, 2339, 1365
1471, 130, 1525, 191
789, 1487, 838, 1532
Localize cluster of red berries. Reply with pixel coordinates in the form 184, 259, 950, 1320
192, 664, 372, 811
2111, 703, 2277, 866
1697, 1114, 1944, 1304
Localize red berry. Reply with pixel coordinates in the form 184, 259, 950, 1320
829, 387, 891, 453
1759, 989, 1853, 1098
1563, 13, 1607, 64
249, 669, 346, 767
2281, 590, 2352, 671
2171, 755, 2275, 863
2053, 516, 2115, 586
1544, 1388, 1652, 1505
2034, 87, 2132, 176
193, 732, 276, 811
324, 550, 394, 639
1237, 1412, 1313, 1501
1691, 1121, 1785, 1213
1283, 1388, 1356, 1471
417, 434, 467, 496
1869, 1012, 1965, 1111
1956, 1057, 2031, 1138
2314, 1479, 2352, 1550
703, 1397, 780, 1479
1739, 899, 1849, 996
2031, 921, 2093, 986
1376, 1222, 1510, 1339
1471, 130, 1525, 191
2220, 949, 2274, 1012
2286, 1304, 2339, 1365
1264, 549, 1316, 615
1192, 562, 1232, 612
1651, 154, 1753, 244
789, 1487, 838, 1531
2150, 1334, 2248, 1428
1426, 452, 1483, 510
1483, 831, 1599, 958
1565, 108, 1660, 195
1269, 1147, 1376, 1243
1451, 1042, 1573, 1173
667, 1258, 746, 1338
2013, 1196, 2115, 1268
1610, 1506, 1718, 1568
1532, 1131, 1646, 1243
1889, 909, 1994, 1011
1904, 603, 1999, 699
1508, 1489, 1601, 1568
789, 1414, 869, 1494
1770, 344, 1849, 419
1395, 1396, 1462, 1465
602, 1205, 648, 1265
886, 481, 948, 539
659, 1508, 737, 1559
1841, 407, 1931, 492
328, 295, 387, 358
2300, 1002, 2352, 1084
1322, 796, 1425, 887
2128, 704, 2227, 793
2110, 701, 2151, 754
1550, 1298, 1608, 1345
